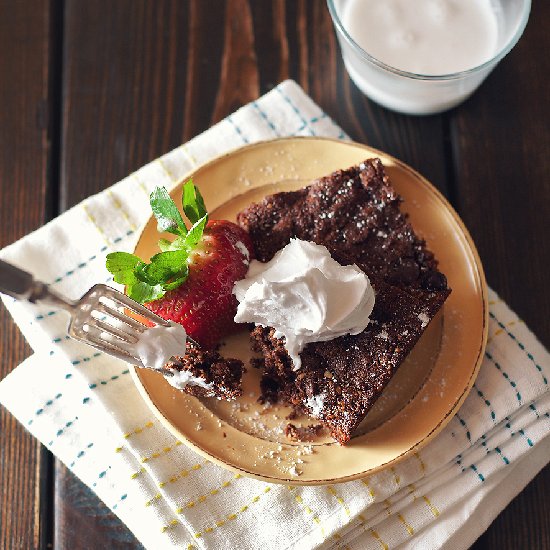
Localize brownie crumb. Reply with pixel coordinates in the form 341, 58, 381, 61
258, 371, 283, 404
164, 344, 245, 401
285, 423, 325, 442
285, 405, 304, 421
250, 357, 265, 370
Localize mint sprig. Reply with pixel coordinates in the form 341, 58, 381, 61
150, 187, 187, 235
106, 179, 208, 303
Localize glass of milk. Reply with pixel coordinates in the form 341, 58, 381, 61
327, 0, 531, 115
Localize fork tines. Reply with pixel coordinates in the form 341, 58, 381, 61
69, 284, 170, 365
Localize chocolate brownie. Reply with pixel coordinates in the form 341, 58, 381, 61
238, 158, 450, 444
163, 345, 244, 401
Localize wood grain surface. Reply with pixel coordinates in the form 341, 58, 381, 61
0, 1, 53, 549
0, 0, 548, 548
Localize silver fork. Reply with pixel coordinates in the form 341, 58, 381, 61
0, 258, 197, 369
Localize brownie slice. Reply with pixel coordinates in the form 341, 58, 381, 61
162, 345, 244, 401
238, 158, 451, 444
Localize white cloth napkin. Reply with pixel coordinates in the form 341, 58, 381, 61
1, 80, 549, 550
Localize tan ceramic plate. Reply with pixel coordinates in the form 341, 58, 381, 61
131, 137, 488, 485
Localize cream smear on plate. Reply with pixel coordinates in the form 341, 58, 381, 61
233, 239, 375, 370
342, 0, 499, 75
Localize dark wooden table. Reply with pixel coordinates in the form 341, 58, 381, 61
1, 1, 548, 548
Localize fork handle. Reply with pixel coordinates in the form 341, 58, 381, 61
0, 259, 75, 310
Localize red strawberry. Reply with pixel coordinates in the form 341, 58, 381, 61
106, 181, 254, 349
146, 220, 254, 348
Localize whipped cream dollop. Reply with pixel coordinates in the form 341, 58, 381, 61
136, 322, 187, 371
233, 239, 375, 369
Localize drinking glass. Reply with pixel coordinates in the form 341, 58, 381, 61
327, 0, 531, 115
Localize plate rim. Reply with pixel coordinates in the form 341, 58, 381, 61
130, 136, 489, 485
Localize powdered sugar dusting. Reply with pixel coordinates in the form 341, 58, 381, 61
418, 312, 430, 328
304, 393, 325, 417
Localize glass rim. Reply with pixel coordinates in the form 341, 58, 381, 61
326, 0, 531, 81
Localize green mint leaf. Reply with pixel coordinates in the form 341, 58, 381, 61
182, 180, 207, 225
150, 187, 187, 236
162, 275, 188, 291
157, 236, 188, 253
157, 237, 188, 252
169, 236, 188, 250
134, 262, 152, 284
105, 252, 142, 285
158, 238, 173, 252
106, 251, 142, 272
127, 281, 166, 303
137, 250, 189, 285
184, 215, 208, 249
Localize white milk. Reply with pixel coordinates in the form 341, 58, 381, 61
342, 0, 498, 75
332, 0, 503, 114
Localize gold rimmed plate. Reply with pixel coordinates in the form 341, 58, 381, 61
131, 137, 488, 485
